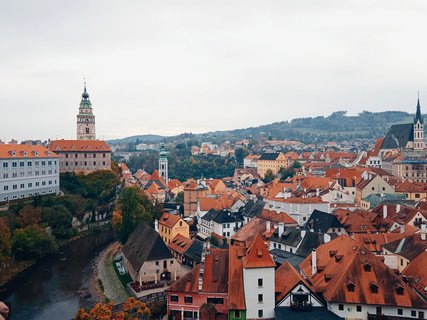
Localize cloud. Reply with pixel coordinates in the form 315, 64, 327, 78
1, 0, 427, 141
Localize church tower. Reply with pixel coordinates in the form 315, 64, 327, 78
76, 83, 96, 140
413, 94, 424, 151
159, 143, 168, 183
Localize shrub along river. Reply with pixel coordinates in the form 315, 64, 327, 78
0, 230, 115, 320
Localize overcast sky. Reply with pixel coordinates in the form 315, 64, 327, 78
1, 0, 427, 141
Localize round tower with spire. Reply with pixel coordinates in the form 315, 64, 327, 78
76, 82, 96, 140
159, 143, 168, 183
413, 93, 424, 151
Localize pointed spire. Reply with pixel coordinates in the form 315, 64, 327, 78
414, 91, 424, 124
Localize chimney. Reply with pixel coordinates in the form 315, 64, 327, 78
316, 188, 320, 197
396, 204, 401, 213
266, 220, 271, 232
311, 249, 317, 276
383, 205, 388, 219
278, 222, 285, 237
400, 224, 405, 234
421, 224, 427, 241
301, 229, 306, 239
324, 233, 331, 243
154, 219, 159, 232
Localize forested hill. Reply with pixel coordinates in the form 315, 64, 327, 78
109, 110, 418, 145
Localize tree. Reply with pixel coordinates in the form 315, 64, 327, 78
0, 217, 12, 268
12, 225, 58, 259
234, 148, 249, 166
292, 160, 302, 169
42, 205, 75, 239
17, 205, 42, 227
263, 169, 275, 182
114, 187, 150, 243
175, 191, 184, 205
74, 298, 150, 320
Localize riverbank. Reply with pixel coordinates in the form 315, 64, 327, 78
0, 225, 112, 288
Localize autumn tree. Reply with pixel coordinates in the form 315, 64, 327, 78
263, 169, 275, 182
74, 298, 150, 320
17, 205, 42, 227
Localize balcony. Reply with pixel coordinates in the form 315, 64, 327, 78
290, 301, 313, 311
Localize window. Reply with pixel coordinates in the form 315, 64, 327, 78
396, 286, 404, 296
356, 305, 362, 312
20, 184, 24, 189
156, 261, 159, 266
370, 283, 378, 294
27, 162, 32, 166
184, 296, 193, 303
28, 183, 32, 188
19, 162, 24, 167
2, 163, 8, 168
419, 311, 424, 319
234, 310, 240, 318
258, 278, 263, 287
258, 294, 263, 303
397, 309, 403, 315
258, 310, 263, 318
41, 161, 46, 166
347, 282, 355, 292
170, 295, 178, 302
364, 263, 372, 272
376, 307, 382, 315
4, 186, 8, 191
412, 310, 416, 317
12, 162, 17, 168
207, 297, 224, 304
338, 304, 344, 311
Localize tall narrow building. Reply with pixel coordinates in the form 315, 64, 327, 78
413, 95, 425, 150
159, 143, 168, 183
76, 83, 96, 140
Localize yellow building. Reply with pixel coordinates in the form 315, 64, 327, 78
157, 212, 189, 244
257, 152, 289, 178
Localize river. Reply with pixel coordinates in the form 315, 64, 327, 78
0, 230, 116, 320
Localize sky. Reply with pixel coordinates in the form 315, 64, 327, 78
1, 0, 427, 141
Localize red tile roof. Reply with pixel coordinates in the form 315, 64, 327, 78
0, 144, 58, 159
49, 139, 111, 152
242, 234, 275, 269
159, 213, 184, 229
228, 246, 246, 310
168, 234, 192, 255
300, 235, 427, 308
275, 262, 313, 302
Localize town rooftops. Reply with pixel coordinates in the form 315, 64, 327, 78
300, 235, 427, 308
239, 199, 266, 219
275, 261, 315, 302
49, 139, 111, 152
121, 222, 173, 272
168, 233, 192, 255
0, 144, 58, 159
202, 209, 243, 224
228, 246, 246, 310
382, 233, 427, 261
402, 250, 427, 300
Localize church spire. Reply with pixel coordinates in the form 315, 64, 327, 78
415, 92, 424, 124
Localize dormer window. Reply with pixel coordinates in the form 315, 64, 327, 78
396, 286, 404, 296
56, 146, 60, 150
347, 282, 355, 292
72, 145, 76, 150
370, 282, 379, 294
10, 151, 16, 157
363, 263, 372, 272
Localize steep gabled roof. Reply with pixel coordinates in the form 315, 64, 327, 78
306, 209, 344, 233
121, 222, 173, 272
243, 234, 275, 269
168, 233, 192, 255
402, 250, 427, 300
382, 234, 427, 260
275, 261, 315, 302
300, 235, 427, 308
228, 246, 246, 310
381, 123, 414, 150
159, 212, 183, 229
239, 199, 266, 218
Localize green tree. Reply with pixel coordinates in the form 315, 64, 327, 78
0, 217, 12, 268
17, 205, 42, 227
175, 191, 184, 205
263, 169, 275, 182
235, 148, 249, 166
12, 225, 58, 259
42, 205, 75, 239
114, 187, 153, 243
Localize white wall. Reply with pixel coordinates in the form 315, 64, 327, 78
243, 267, 275, 319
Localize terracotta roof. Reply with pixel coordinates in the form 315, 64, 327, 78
242, 234, 275, 269
49, 139, 111, 152
382, 234, 427, 260
259, 209, 298, 225
300, 235, 427, 308
275, 261, 313, 302
268, 197, 326, 204
0, 144, 58, 159
159, 212, 183, 229
231, 217, 271, 247
168, 234, 192, 255
352, 233, 411, 253
199, 195, 238, 211
228, 246, 246, 310
402, 250, 427, 300
394, 180, 427, 193
333, 209, 377, 233
299, 177, 332, 190
168, 179, 183, 189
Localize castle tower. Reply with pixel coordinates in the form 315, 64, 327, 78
76, 83, 96, 140
159, 143, 168, 183
413, 94, 424, 151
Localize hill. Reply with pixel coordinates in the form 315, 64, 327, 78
109, 110, 418, 145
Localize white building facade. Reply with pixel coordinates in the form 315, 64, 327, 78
0, 145, 60, 203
